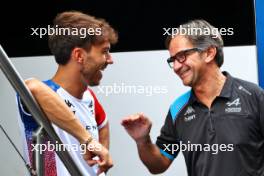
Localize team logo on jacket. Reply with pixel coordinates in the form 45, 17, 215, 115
225, 98, 241, 113
184, 106, 196, 122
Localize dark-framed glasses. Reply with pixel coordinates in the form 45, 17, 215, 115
167, 48, 204, 68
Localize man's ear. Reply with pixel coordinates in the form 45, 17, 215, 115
71, 47, 85, 63
204, 47, 217, 63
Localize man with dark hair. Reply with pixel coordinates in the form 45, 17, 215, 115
17, 11, 118, 176
122, 19, 264, 175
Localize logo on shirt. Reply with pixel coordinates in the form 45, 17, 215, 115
65, 99, 76, 114
88, 101, 94, 115
89, 101, 93, 108
86, 125, 97, 131
225, 98, 241, 113
184, 106, 196, 122
238, 85, 252, 96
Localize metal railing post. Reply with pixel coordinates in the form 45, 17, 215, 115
0, 45, 83, 176
32, 127, 45, 176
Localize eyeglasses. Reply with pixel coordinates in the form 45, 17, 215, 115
167, 48, 204, 68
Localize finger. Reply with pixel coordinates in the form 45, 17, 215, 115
97, 159, 106, 166
121, 118, 131, 125
130, 113, 142, 121
97, 167, 105, 176
122, 114, 145, 127
138, 113, 149, 123
97, 163, 113, 175
121, 117, 136, 126
83, 153, 92, 161
138, 112, 145, 116
126, 115, 141, 123
87, 159, 98, 166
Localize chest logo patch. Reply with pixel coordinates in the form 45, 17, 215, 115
225, 98, 241, 113
184, 106, 196, 122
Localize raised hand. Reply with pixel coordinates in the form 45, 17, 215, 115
121, 113, 152, 143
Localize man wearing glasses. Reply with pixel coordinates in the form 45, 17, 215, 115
122, 20, 264, 175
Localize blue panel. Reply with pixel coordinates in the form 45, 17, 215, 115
43, 79, 60, 91
170, 90, 191, 121
255, 0, 264, 88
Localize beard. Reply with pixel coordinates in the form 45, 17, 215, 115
81, 65, 105, 87
80, 56, 108, 86
89, 62, 108, 86
89, 70, 103, 86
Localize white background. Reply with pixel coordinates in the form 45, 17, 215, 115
0, 46, 258, 176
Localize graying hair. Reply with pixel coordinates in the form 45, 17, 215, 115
165, 19, 224, 67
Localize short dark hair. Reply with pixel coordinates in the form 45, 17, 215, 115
165, 19, 224, 67
48, 11, 118, 65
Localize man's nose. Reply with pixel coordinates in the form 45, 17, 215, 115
173, 59, 182, 72
106, 54, 114, 64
